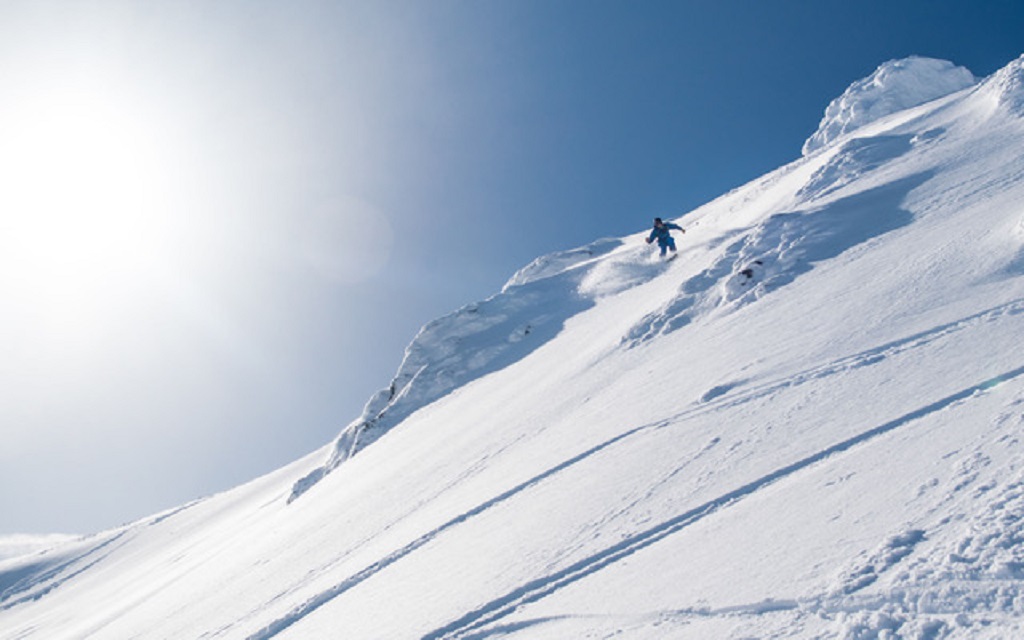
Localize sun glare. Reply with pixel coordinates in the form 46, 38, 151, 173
0, 86, 179, 323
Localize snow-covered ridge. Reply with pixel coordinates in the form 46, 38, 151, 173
503, 238, 621, 289
980, 53, 1024, 114
290, 239, 623, 500
0, 535, 77, 563
803, 57, 976, 155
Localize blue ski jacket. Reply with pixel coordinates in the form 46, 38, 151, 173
648, 221, 683, 246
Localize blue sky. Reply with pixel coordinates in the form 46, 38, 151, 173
2, 0, 1023, 534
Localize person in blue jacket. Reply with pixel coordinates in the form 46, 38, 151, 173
645, 217, 685, 257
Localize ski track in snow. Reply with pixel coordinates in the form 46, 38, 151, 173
419, 368, 1024, 639
624, 172, 931, 346
217, 432, 540, 638
684, 296, 1024, 421
0, 530, 131, 611
244, 299, 1024, 639
244, 427, 654, 640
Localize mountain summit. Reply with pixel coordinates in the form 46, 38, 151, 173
3, 54, 1024, 639
802, 56, 976, 155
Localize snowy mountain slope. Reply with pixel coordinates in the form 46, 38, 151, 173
3, 54, 1024, 639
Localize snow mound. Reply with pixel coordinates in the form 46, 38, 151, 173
503, 238, 621, 289
578, 246, 666, 298
979, 53, 1024, 114
803, 57, 976, 155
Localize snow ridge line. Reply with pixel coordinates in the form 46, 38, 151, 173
244, 425, 654, 640
422, 365, 1024, 640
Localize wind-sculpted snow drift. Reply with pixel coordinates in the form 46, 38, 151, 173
985, 53, 1024, 115
802, 56, 975, 155
290, 238, 622, 500
5, 54, 1024, 640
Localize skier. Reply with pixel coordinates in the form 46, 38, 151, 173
645, 217, 685, 258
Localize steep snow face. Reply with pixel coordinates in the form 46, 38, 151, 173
802, 56, 976, 155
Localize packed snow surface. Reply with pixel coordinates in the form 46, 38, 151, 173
3, 55, 1024, 639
